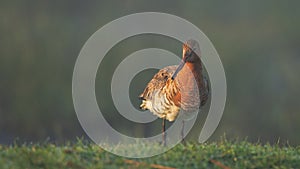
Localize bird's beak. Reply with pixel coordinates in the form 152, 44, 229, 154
171, 59, 185, 80
172, 48, 192, 80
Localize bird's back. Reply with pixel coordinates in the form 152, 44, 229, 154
140, 65, 181, 121
140, 62, 210, 122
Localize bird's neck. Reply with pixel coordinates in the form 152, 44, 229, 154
176, 60, 204, 111
182, 60, 203, 77
185, 61, 202, 73
178, 60, 204, 90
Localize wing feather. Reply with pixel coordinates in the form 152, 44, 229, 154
139, 65, 180, 121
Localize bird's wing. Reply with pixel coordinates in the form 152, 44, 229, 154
139, 65, 178, 101
139, 65, 181, 121
200, 76, 210, 106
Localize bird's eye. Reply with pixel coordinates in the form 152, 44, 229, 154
161, 73, 168, 80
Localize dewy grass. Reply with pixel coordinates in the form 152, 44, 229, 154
0, 138, 299, 169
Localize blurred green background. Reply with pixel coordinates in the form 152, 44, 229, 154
0, 0, 299, 145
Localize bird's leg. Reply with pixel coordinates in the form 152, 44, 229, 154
162, 118, 166, 146
181, 120, 185, 143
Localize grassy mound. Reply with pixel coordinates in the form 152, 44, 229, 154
0, 139, 299, 169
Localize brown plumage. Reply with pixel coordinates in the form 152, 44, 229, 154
139, 39, 209, 145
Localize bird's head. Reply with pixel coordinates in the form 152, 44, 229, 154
172, 39, 201, 80
182, 39, 201, 63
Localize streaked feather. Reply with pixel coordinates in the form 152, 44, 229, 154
140, 40, 210, 122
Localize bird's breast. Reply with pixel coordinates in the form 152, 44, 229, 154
175, 62, 202, 112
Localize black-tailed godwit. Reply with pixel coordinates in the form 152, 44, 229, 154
140, 39, 209, 145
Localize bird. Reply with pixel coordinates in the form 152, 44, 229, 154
139, 39, 209, 146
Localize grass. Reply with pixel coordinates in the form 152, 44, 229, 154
0, 139, 299, 169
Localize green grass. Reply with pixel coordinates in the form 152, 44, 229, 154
0, 139, 299, 169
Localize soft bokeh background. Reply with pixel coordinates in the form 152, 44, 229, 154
1, 1, 299, 145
